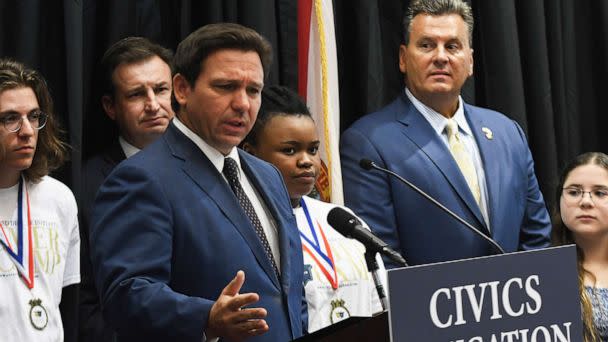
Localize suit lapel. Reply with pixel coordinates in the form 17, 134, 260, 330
165, 124, 281, 289
397, 95, 487, 231
465, 107, 501, 233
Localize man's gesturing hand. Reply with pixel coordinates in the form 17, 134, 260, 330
206, 271, 269, 341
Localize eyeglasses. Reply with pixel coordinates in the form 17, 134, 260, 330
0, 111, 48, 133
561, 187, 608, 205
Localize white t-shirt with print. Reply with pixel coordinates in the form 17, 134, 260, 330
294, 196, 384, 333
0, 176, 80, 342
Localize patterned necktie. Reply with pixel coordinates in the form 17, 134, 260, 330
445, 119, 481, 206
223, 157, 280, 277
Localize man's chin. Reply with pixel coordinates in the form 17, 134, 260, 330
141, 126, 169, 137
211, 138, 243, 156
8, 160, 34, 172
426, 83, 455, 92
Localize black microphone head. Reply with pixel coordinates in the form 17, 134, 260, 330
327, 207, 360, 237
359, 159, 375, 170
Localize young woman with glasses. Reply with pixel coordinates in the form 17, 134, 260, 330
552, 152, 608, 341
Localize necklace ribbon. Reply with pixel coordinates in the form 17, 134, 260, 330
299, 198, 338, 289
0, 176, 35, 289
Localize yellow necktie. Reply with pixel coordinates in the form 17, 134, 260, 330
446, 119, 481, 206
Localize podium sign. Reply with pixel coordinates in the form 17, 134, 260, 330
387, 245, 582, 342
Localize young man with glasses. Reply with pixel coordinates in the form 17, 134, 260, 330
0, 59, 80, 341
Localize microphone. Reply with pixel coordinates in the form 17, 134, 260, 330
327, 207, 408, 267
359, 158, 505, 254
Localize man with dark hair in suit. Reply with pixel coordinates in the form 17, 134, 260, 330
80, 36, 174, 342
340, 0, 551, 267
89, 23, 306, 342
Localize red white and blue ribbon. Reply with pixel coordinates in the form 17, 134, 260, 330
0, 176, 35, 289
299, 198, 338, 289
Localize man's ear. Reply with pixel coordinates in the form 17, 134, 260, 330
468, 49, 474, 76
101, 95, 116, 121
398, 44, 408, 74
173, 73, 191, 107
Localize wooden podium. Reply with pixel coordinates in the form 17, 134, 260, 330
293, 311, 389, 342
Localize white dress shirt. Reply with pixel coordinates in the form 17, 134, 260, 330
118, 136, 141, 159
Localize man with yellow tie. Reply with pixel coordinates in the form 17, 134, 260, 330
340, 0, 551, 267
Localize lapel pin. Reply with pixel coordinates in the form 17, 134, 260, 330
481, 127, 493, 140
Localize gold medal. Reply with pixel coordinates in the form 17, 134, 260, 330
329, 299, 350, 324
29, 298, 48, 330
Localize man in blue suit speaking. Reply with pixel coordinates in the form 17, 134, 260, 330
340, 0, 551, 267
90, 23, 305, 341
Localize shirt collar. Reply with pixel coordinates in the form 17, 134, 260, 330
405, 87, 472, 137
172, 117, 240, 177
118, 136, 141, 159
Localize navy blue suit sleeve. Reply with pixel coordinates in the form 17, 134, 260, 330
511, 120, 551, 250
340, 127, 403, 269
90, 164, 213, 341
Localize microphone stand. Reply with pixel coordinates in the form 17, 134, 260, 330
361, 159, 505, 255
365, 250, 389, 311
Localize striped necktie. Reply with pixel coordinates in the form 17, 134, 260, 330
445, 119, 481, 206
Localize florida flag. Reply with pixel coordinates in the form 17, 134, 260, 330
298, 0, 343, 205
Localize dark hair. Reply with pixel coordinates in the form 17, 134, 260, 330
551, 151, 608, 342
0, 59, 67, 182
172, 23, 272, 112
101, 36, 173, 98
403, 0, 474, 46
243, 85, 311, 147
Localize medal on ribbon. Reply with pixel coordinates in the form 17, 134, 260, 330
299, 198, 339, 290
329, 299, 351, 323
29, 298, 48, 330
0, 177, 46, 330
0, 176, 35, 288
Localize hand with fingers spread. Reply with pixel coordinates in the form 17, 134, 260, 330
206, 271, 270, 341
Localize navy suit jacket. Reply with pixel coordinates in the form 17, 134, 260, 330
340, 94, 551, 267
79, 141, 125, 342
90, 123, 305, 341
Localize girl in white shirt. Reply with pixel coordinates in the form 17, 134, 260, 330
243, 85, 383, 333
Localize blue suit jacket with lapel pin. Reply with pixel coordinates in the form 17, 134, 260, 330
340, 93, 551, 267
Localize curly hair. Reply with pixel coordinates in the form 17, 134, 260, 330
0, 58, 67, 182
551, 152, 608, 342
242, 85, 311, 147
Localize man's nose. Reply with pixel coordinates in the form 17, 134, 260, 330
433, 46, 449, 64
144, 90, 160, 112
232, 89, 251, 113
17, 117, 35, 137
